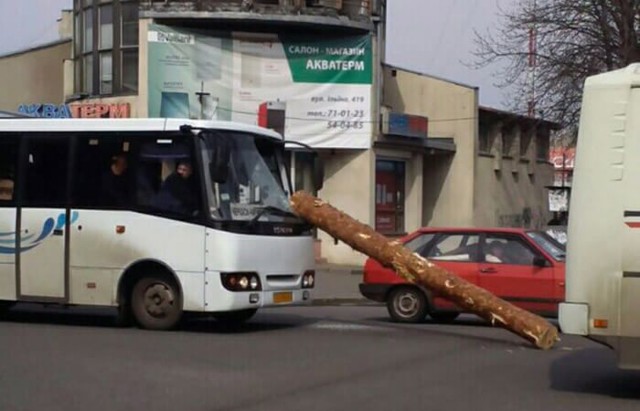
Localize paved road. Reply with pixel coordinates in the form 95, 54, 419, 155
0, 304, 638, 411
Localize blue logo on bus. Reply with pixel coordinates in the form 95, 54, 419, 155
0, 212, 79, 254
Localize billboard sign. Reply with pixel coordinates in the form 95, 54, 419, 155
147, 24, 374, 149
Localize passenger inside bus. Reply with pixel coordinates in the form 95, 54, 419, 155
153, 160, 198, 215
101, 153, 130, 206
0, 177, 13, 201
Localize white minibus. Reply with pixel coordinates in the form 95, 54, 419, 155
0, 118, 320, 330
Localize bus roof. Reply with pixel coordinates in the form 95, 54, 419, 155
0, 118, 284, 141
585, 63, 640, 88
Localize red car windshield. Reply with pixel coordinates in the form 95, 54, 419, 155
526, 231, 566, 261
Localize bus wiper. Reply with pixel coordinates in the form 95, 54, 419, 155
249, 206, 297, 225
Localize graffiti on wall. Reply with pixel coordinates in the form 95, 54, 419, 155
497, 207, 545, 229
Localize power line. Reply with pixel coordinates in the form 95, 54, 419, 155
207, 105, 478, 124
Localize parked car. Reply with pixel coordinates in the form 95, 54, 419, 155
359, 227, 566, 323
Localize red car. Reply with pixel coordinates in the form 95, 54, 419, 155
359, 227, 566, 323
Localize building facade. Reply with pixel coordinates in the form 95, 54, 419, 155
476, 107, 558, 229
0, 39, 71, 115
0, 0, 557, 265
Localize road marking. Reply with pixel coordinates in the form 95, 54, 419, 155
308, 320, 387, 332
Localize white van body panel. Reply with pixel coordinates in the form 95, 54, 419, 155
560, 64, 640, 369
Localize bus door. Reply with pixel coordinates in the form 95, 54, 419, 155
0, 135, 19, 301
18, 135, 70, 301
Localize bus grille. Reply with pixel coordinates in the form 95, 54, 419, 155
266, 275, 299, 288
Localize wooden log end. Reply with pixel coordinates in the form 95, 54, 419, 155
532, 326, 561, 350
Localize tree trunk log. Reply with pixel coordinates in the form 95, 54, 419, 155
290, 191, 560, 350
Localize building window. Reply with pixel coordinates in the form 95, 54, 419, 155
83, 55, 93, 93
479, 121, 491, 154
122, 50, 138, 93
536, 128, 551, 161
83, 8, 93, 53
121, 2, 139, 46
501, 124, 515, 157
520, 126, 532, 157
99, 4, 113, 49
74, 0, 139, 96
100, 52, 113, 94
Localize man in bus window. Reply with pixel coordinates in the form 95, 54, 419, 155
0, 178, 14, 201
101, 153, 130, 207
154, 160, 198, 215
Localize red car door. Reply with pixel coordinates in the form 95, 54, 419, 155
423, 232, 481, 310
477, 233, 557, 316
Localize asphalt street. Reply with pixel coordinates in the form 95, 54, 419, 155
0, 304, 638, 411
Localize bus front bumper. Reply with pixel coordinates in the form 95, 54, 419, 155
204, 287, 313, 312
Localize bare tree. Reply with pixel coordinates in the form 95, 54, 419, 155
472, 0, 640, 140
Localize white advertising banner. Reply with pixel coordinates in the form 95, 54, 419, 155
147, 24, 374, 149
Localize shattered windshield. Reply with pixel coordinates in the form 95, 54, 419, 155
201, 130, 301, 224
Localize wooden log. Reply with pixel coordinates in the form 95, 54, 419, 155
290, 191, 560, 350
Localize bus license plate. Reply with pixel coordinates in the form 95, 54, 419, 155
273, 292, 293, 304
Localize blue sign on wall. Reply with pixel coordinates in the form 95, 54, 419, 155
18, 104, 72, 118
383, 111, 428, 139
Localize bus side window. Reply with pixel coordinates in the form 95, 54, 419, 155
24, 136, 69, 207
135, 161, 160, 207
134, 137, 200, 218
0, 137, 18, 203
73, 135, 132, 209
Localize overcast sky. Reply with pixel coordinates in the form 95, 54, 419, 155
0, 0, 514, 108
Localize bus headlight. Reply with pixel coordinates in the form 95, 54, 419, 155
250, 276, 259, 290
239, 276, 249, 289
221, 272, 262, 292
302, 270, 315, 289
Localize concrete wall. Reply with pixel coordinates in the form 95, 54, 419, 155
58, 10, 74, 40
474, 124, 554, 228
0, 41, 71, 111
381, 66, 478, 228
317, 149, 374, 265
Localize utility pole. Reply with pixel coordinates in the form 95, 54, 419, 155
527, 0, 537, 117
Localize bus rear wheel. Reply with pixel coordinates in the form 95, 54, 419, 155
131, 276, 182, 330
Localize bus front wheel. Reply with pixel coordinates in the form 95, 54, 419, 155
131, 276, 182, 330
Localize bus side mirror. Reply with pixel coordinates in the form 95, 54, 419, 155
283, 140, 323, 192
313, 155, 324, 192
209, 134, 231, 184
